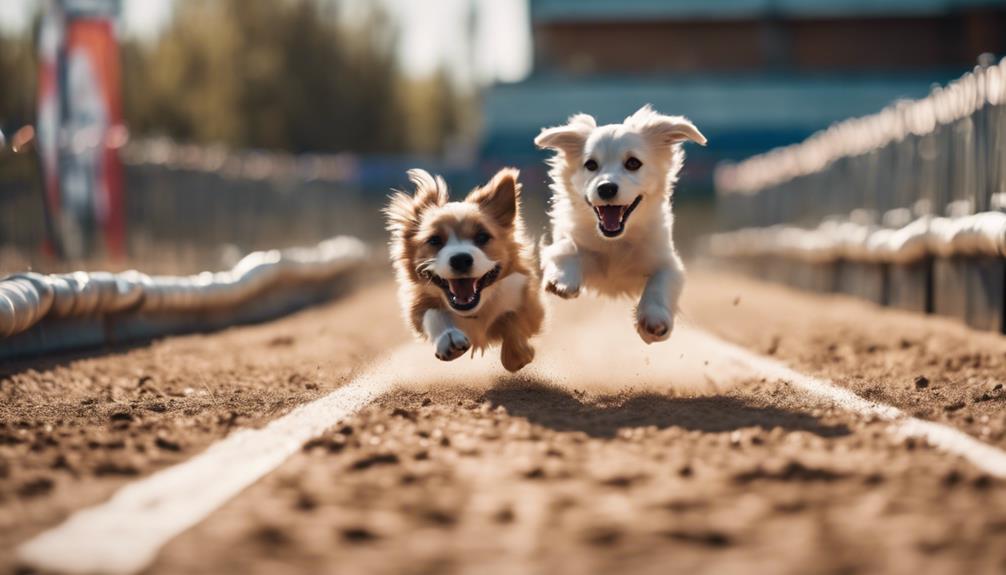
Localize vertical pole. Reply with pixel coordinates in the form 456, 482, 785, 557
37, 0, 65, 259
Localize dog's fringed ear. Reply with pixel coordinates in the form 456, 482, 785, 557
467, 167, 520, 228
628, 104, 707, 147
384, 169, 449, 236
408, 168, 449, 209
383, 191, 416, 237
534, 113, 596, 158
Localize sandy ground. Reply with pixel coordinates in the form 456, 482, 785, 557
0, 282, 407, 565
684, 267, 1006, 449
3, 269, 1006, 574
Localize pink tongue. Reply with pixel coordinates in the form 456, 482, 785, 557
448, 278, 478, 302
598, 206, 624, 232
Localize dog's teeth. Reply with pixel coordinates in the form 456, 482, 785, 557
447, 277, 479, 307
597, 205, 625, 232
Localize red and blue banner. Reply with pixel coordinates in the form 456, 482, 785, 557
37, 0, 125, 259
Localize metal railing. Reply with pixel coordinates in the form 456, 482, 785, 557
122, 140, 378, 262
716, 56, 1005, 232
710, 56, 1006, 332
0, 138, 396, 272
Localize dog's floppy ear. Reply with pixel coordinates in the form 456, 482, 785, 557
534, 113, 596, 158
384, 169, 449, 236
628, 104, 707, 147
467, 167, 520, 228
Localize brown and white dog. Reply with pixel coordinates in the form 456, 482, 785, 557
385, 168, 544, 372
535, 105, 706, 344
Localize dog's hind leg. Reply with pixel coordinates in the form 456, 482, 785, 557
541, 238, 582, 299
501, 336, 535, 373
423, 308, 471, 361
635, 256, 685, 344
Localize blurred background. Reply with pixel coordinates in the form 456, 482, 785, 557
1, 0, 1004, 274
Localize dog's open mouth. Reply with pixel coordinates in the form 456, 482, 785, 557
428, 264, 502, 312
593, 196, 642, 238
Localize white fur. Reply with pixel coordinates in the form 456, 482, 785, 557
423, 308, 471, 360
536, 105, 705, 344
579, 130, 650, 207
432, 230, 496, 282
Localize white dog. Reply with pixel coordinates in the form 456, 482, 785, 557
535, 104, 706, 344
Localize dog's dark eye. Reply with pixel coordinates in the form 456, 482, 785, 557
426, 235, 444, 248
584, 159, 598, 172
474, 231, 492, 246
624, 157, 642, 171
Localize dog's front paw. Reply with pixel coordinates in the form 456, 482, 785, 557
435, 328, 471, 361
544, 280, 580, 299
543, 262, 581, 299
501, 339, 535, 373
636, 306, 673, 344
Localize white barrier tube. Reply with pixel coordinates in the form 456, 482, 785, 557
709, 211, 1006, 264
0, 236, 368, 339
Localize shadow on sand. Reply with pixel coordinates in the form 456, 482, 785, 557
481, 376, 850, 439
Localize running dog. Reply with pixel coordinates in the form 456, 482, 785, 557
385, 168, 544, 371
535, 104, 706, 344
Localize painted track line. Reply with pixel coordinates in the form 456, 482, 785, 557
16, 309, 1006, 574
16, 344, 426, 575
18, 341, 511, 575
690, 329, 1006, 478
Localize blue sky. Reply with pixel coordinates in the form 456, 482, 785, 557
0, 0, 532, 85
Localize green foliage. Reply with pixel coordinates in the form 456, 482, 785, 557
0, 33, 36, 130
123, 0, 466, 154
401, 68, 465, 155
0, 0, 468, 155
95, 0, 470, 154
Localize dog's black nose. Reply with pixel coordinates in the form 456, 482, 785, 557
597, 182, 618, 200
449, 253, 474, 272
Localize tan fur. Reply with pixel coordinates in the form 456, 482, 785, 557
384, 168, 544, 372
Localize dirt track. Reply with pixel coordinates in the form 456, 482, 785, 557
3, 270, 1006, 574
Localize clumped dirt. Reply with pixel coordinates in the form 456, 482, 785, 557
683, 268, 1006, 448
4, 270, 1006, 574
154, 380, 1006, 575
0, 282, 406, 563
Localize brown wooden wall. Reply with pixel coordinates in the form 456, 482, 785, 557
534, 11, 1006, 74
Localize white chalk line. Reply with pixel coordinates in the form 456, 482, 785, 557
15, 346, 409, 575
17, 340, 513, 575
16, 313, 1006, 574
690, 329, 1006, 478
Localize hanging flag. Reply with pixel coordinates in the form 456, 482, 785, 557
37, 0, 125, 260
